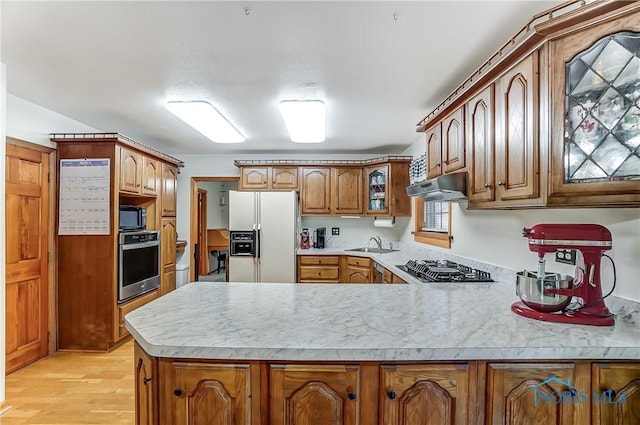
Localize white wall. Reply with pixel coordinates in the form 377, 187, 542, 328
6, 94, 99, 145
400, 138, 640, 302
196, 181, 238, 229
1, 64, 7, 402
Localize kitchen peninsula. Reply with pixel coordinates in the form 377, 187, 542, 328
126, 276, 640, 425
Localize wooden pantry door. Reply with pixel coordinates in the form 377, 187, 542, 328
5, 141, 51, 373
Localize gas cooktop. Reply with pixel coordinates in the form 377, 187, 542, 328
396, 260, 494, 283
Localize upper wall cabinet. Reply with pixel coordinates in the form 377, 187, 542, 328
467, 85, 495, 203
494, 52, 541, 206
301, 167, 332, 215
239, 166, 299, 191
417, 1, 640, 208
236, 158, 411, 217
160, 163, 177, 217
548, 15, 640, 206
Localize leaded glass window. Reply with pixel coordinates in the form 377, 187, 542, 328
565, 31, 640, 182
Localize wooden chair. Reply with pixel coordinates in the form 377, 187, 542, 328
207, 229, 229, 273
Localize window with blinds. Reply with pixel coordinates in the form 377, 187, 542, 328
422, 201, 449, 233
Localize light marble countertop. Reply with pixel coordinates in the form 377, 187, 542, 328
125, 278, 640, 361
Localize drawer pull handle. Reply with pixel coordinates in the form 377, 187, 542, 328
174, 388, 184, 397
347, 392, 357, 400
387, 391, 396, 400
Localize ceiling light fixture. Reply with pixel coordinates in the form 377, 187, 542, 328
278, 100, 326, 143
165, 101, 245, 144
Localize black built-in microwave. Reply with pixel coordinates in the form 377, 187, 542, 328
119, 205, 147, 231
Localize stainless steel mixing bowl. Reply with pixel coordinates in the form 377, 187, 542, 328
515, 271, 574, 313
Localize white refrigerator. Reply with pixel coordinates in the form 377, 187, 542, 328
228, 190, 298, 283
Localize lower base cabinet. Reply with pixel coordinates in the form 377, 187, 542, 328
158, 360, 255, 425
381, 364, 471, 425
270, 364, 362, 425
135, 342, 640, 425
484, 362, 585, 425
592, 363, 640, 425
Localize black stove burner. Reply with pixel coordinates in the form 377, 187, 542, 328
396, 259, 493, 283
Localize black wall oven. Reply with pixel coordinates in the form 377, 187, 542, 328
118, 230, 160, 303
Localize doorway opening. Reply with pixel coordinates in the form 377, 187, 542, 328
189, 177, 239, 282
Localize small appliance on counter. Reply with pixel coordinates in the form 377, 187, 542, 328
512, 223, 615, 326
313, 227, 326, 249
300, 228, 311, 249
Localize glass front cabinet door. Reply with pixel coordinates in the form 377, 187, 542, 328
550, 17, 640, 205
365, 165, 389, 215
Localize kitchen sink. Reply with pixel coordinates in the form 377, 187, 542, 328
344, 247, 399, 254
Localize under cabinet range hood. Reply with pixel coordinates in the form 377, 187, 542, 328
406, 172, 468, 202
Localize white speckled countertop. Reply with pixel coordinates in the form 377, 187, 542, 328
126, 274, 640, 361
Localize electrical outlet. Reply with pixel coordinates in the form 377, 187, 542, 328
555, 249, 577, 265
332, 227, 340, 235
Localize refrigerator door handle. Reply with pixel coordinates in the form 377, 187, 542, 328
256, 224, 261, 260
251, 228, 257, 258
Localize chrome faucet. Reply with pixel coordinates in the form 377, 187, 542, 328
369, 235, 383, 250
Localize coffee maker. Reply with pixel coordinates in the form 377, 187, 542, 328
512, 223, 615, 326
313, 227, 326, 249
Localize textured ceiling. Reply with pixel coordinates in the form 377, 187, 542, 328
2, 1, 563, 155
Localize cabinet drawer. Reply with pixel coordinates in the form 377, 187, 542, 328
347, 256, 372, 267
299, 266, 339, 280
118, 289, 159, 339
299, 256, 340, 266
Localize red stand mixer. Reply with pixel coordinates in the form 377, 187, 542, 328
511, 224, 615, 326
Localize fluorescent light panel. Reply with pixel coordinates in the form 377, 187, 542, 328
166, 101, 245, 144
279, 100, 326, 143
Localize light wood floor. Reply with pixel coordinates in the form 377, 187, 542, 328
1, 340, 134, 425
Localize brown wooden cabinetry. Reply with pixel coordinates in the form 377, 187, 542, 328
442, 106, 466, 174
484, 362, 586, 425
332, 167, 363, 214
239, 166, 299, 191
344, 256, 372, 283
161, 218, 177, 295
298, 256, 340, 283
120, 147, 143, 194
364, 162, 411, 217
135, 341, 158, 425
120, 147, 160, 196
467, 86, 495, 203
159, 360, 254, 425
547, 12, 640, 206
270, 364, 361, 425
382, 268, 407, 284
52, 133, 182, 351
494, 53, 540, 205
237, 158, 411, 217
425, 107, 466, 179
418, 2, 640, 208
135, 344, 640, 425
161, 163, 177, 217
592, 363, 640, 425
240, 167, 269, 190
301, 167, 332, 214
381, 364, 471, 425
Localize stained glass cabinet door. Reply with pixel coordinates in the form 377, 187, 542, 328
549, 18, 640, 205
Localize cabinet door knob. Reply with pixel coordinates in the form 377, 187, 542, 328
497, 181, 505, 187
484, 183, 490, 188
143, 377, 152, 385
387, 391, 396, 400
436, 163, 441, 167
173, 387, 184, 397
347, 392, 357, 400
